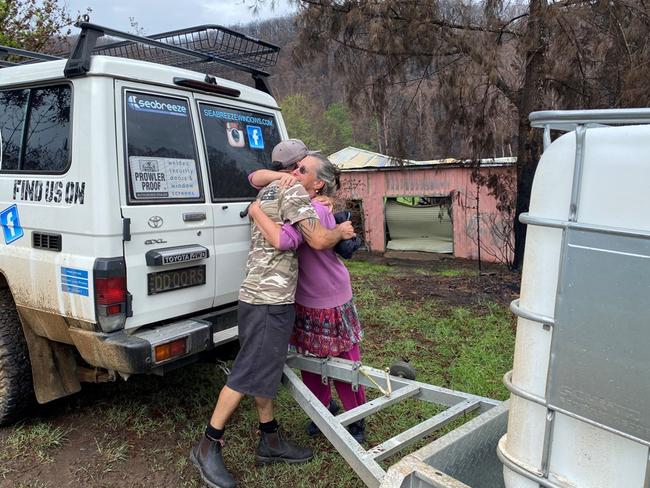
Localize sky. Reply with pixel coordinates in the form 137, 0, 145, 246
61, 0, 297, 33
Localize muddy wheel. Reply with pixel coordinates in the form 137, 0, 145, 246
389, 360, 417, 380
0, 288, 34, 425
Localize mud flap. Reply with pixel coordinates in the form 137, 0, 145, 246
18, 313, 81, 404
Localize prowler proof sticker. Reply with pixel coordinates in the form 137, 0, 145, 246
129, 157, 200, 200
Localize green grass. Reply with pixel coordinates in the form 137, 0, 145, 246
359, 301, 513, 400
436, 268, 477, 277
413, 267, 478, 278
4, 421, 70, 463
0, 258, 516, 487
94, 436, 130, 472
344, 260, 394, 276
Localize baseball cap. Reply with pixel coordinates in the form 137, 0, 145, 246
271, 139, 320, 170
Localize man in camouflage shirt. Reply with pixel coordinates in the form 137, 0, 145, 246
191, 140, 355, 488
238, 180, 316, 305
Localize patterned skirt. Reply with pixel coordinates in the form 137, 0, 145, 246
290, 298, 363, 357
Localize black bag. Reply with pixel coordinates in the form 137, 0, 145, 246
333, 211, 362, 259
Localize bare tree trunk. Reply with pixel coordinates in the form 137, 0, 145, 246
476, 180, 482, 273
383, 111, 389, 153
376, 118, 383, 154
513, 0, 548, 270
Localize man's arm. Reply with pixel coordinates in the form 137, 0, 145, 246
248, 202, 302, 250
248, 201, 282, 248
250, 201, 353, 251
250, 170, 297, 189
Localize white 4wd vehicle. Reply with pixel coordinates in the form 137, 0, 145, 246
0, 21, 285, 424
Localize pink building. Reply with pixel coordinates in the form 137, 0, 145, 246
332, 149, 516, 264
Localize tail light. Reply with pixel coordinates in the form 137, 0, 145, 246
154, 338, 188, 363
94, 258, 131, 332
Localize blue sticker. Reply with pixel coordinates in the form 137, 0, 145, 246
247, 125, 265, 150
0, 205, 24, 244
61, 267, 89, 296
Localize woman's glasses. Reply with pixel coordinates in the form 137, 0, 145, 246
278, 162, 310, 174
281, 163, 308, 174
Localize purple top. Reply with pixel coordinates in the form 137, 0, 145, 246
278, 200, 353, 309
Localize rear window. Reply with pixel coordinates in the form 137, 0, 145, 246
199, 104, 281, 201
0, 84, 71, 173
124, 91, 203, 203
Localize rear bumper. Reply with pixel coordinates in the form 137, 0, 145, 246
68, 306, 238, 374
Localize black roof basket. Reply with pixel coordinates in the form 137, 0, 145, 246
1, 20, 280, 95
64, 21, 279, 94
0, 45, 62, 66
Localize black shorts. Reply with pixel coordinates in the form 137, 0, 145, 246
226, 301, 295, 398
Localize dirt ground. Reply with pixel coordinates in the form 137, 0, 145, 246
361, 250, 520, 309
0, 252, 520, 488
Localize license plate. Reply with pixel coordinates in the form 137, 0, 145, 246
147, 265, 206, 295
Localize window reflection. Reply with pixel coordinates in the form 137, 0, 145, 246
23, 86, 71, 172
0, 85, 70, 172
0, 89, 28, 170
199, 104, 279, 200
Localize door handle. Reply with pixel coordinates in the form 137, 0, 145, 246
183, 212, 206, 222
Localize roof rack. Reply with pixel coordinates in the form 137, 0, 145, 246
64, 21, 279, 94
1, 19, 280, 95
0, 45, 62, 66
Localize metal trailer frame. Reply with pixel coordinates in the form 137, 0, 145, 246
501, 108, 650, 488
283, 355, 500, 488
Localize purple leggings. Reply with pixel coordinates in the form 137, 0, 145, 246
301, 344, 366, 411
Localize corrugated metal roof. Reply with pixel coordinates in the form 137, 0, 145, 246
329, 146, 516, 170
329, 147, 407, 168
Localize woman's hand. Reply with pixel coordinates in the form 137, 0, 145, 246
278, 173, 298, 188
337, 221, 356, 240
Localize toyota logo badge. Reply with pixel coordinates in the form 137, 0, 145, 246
148, 216, 164, 228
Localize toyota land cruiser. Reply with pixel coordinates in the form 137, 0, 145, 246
0, 20, 284, 424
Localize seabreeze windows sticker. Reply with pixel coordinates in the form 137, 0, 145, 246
202, 108, 274, 127
247, 126, 264, 150
129, 157, 200, 200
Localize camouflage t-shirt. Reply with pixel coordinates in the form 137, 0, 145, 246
239, 181, 317, 305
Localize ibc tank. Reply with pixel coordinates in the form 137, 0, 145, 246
498, 110, 650, 488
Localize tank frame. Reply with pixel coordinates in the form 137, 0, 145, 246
502, 109, 650, 488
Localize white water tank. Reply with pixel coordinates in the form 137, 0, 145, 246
499, 110, 650, 488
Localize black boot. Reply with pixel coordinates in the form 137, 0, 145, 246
190, 436, 236, 488
348, 419, 366, 443
306, 399, 341, 436
256, 429, 314, 465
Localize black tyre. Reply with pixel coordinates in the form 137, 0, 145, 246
0, 288, 34, 425
389, 360, 417, 380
